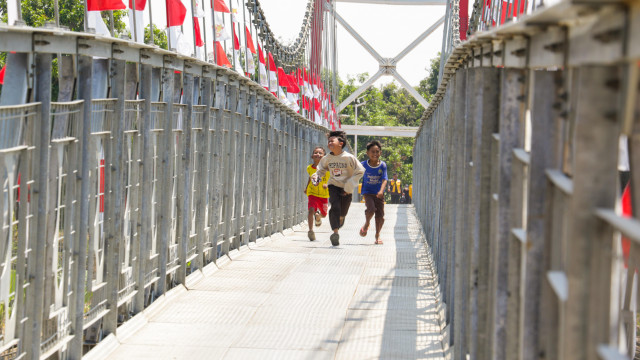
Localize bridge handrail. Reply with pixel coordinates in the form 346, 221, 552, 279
422, 0, 638, 135
0, 24, 329, 360
413, 1, 640, 359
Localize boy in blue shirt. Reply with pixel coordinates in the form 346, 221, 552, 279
359, 140, 388, 244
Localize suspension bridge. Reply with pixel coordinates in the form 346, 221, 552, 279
0, 0, 638, 359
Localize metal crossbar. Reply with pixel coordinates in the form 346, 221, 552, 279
331, 2, 445, 112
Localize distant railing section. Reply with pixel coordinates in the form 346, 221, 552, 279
0, 25, 327, 360
415, 1, 640, 360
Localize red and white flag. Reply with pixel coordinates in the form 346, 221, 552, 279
213, 0, 230, 12
286, 72, 300, 112
245, 26, 256, 54
166, 0, 191, 56
229, 0, 240, 23
303, 68, 313, 99
128, 0, 146, 43
215, 42, 232, 68
192, 0, 205, 17
313, 98, 321, 125
312, 74, 320, 99
166, 0, 186, 27
244, 26, 256, 76
88, 0, 125, 10
499, 0, 526, 24
214, 12, 231, 42
87, 0, 125, 36
232, 27, 245, 76
258, 45, 268, 89
194, 17, 205, 59
277, 67, 290, 105
267, 52, 278, 93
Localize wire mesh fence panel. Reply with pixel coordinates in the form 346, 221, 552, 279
0, 103, 39, 358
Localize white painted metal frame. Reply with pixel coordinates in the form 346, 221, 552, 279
329, 1, 445, 112
341, 124, 418, 137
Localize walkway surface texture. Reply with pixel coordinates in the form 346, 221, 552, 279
88, 204, 446, 359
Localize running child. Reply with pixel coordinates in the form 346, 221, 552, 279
312, 131, 365, 246
304, 146, 330, 241
359, 140, 388, 245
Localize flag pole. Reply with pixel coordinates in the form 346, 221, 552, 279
83, 0, 89, 32
109, 11, 115, 37
149, 0, 155, 44
166, 0, 172, 50
242, 0, 249, 77
252, 6, 260, 81
132, 0, 138, 43
190, 0, 197, 58
54, 0, 60, 26
225, 0, 232, 70
266, 34, 271, 94
211, 2, 217, 64
201, 1, 208, 62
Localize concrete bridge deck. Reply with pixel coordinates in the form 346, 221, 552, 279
87, 204, 445, 360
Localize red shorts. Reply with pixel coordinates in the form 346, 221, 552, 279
308, 195, 328, 216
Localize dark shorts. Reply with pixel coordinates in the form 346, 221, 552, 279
363, 194, 385, 219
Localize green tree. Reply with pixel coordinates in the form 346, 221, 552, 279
418, 53, 440, 101
145, 24, 168, 50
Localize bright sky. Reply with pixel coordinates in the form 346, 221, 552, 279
259, 1, 446, 87
146, 0, 446, 87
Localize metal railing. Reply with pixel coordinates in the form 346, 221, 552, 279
0, 25, 327, 360
414, 1, 640, 359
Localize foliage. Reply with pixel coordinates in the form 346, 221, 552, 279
145, 24, 168, 50
419, 54, 440, 102
337, 55, 439, 189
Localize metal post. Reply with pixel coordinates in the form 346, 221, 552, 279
70, 54, 94, 359
103, 58, 127, 336
563, 65, 621, 360
177, 72, 194, 285
194, 75, 212, 269
135, 63, 153, 312
452, 69, 468, 359
25, 52, 52, 360
469, 67, 500, 360
491, 68, 527, 360
157, 65, 175, 296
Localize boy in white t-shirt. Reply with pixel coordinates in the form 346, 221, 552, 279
312, 131, 365, 246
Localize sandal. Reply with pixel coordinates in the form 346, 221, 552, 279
375, 238, 383, 245
308, 230, 316, 241
359, 226, 368, 237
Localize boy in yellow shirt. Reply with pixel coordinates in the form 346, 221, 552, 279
304, 146, 330, 241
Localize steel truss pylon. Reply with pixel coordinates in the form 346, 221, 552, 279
328, 1, 445, 113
